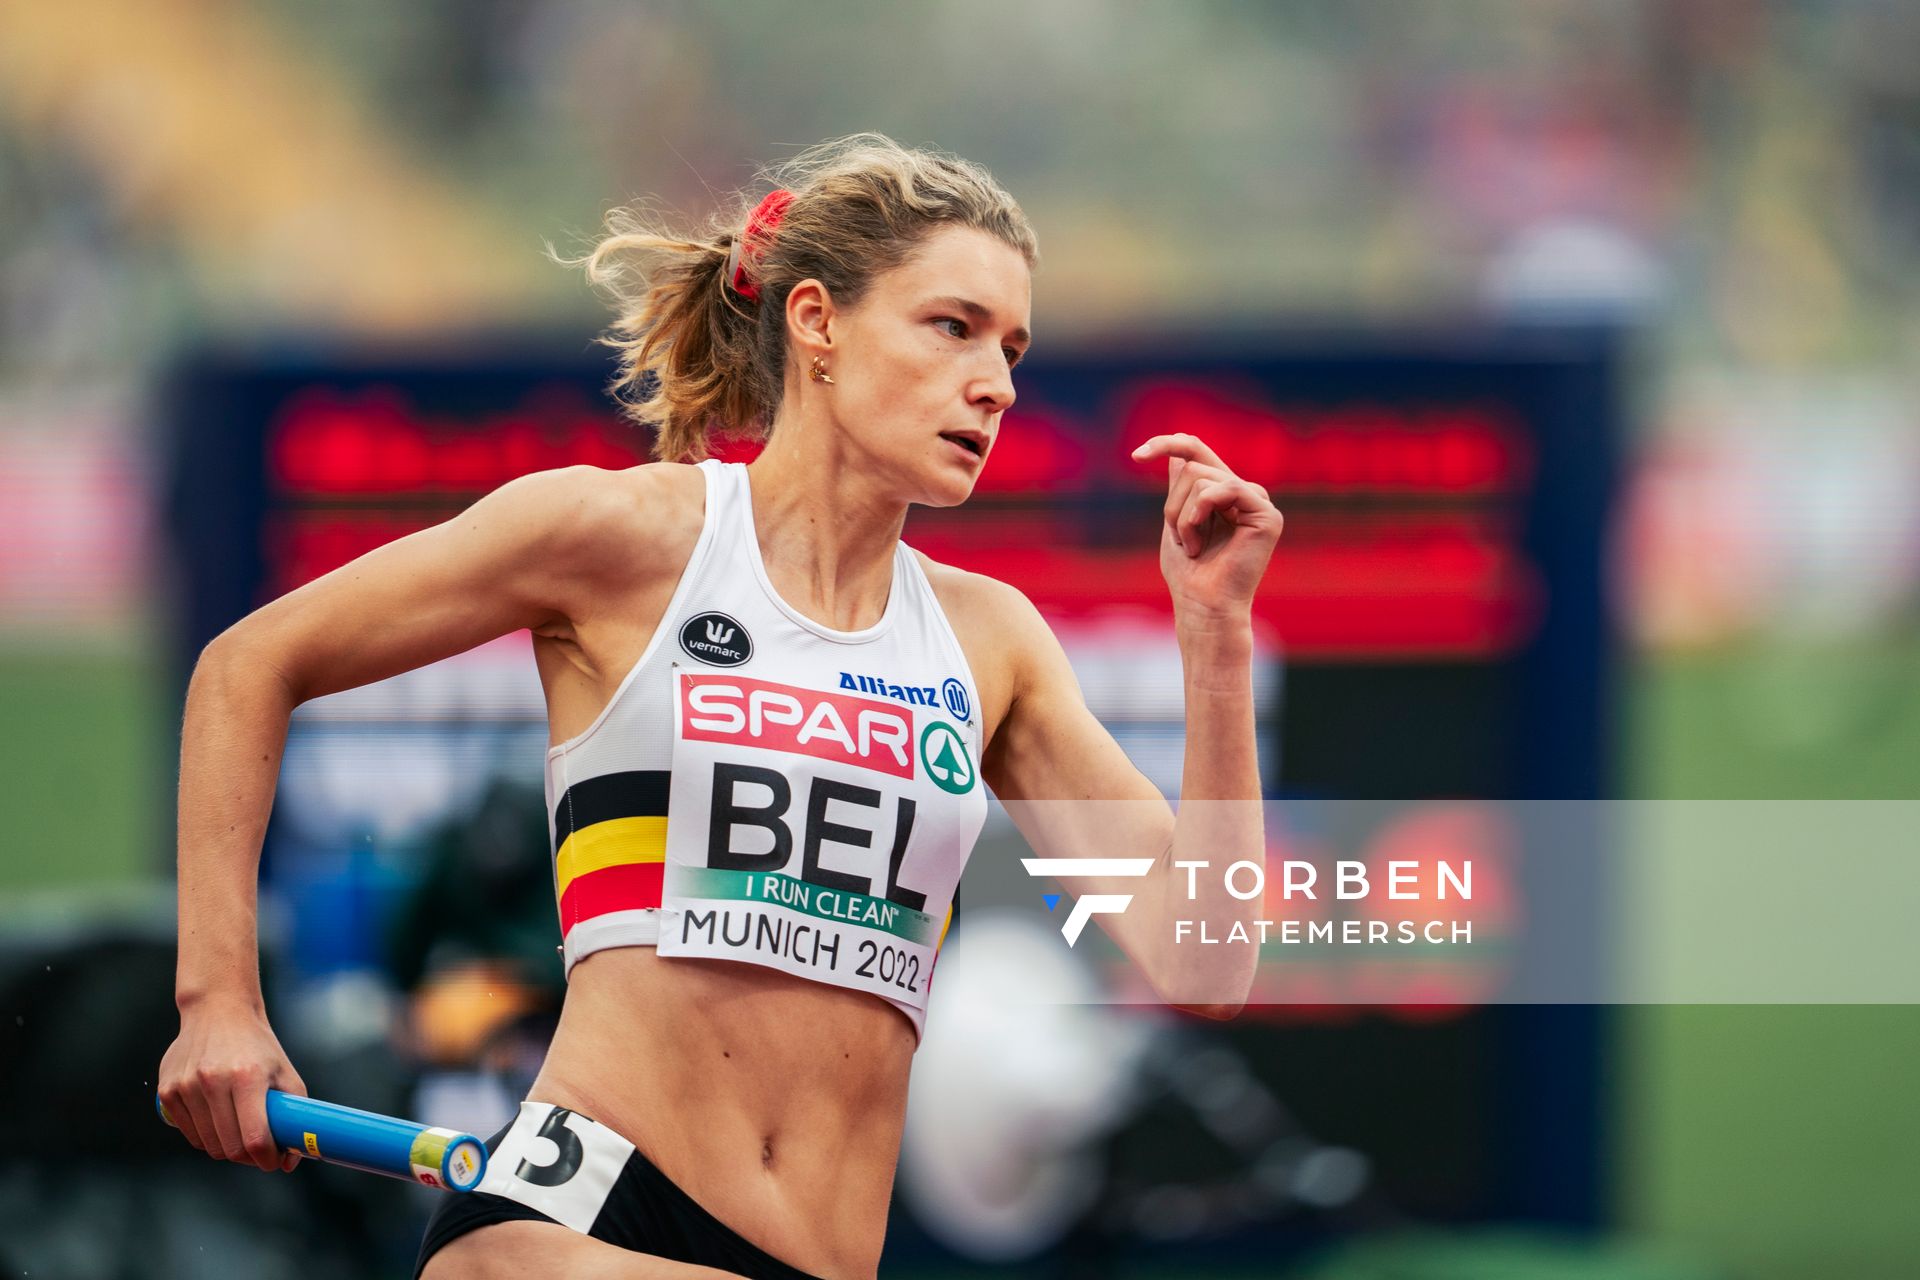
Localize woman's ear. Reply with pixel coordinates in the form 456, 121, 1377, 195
786, 278, 835, 353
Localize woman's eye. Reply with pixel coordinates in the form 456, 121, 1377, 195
937, 317, 1019, 368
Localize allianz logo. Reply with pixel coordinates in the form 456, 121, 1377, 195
838, 671, 938, 707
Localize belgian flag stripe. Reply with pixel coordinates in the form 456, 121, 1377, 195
560, 861, 666, 934
555, 816, 668, 897
552, 770, 671, 842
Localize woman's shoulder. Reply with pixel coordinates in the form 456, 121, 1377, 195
621, 459, 709, 522
505, 459, 704, 518
516, 460, 708, 585
907, 549, 1043, 702
905, 551, 1078, 745
908, 547, 1033, 622
907, 546, 982, 614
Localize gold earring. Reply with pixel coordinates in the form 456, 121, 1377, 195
809, 355, 835, 385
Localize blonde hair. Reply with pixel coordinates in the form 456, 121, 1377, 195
554, 133, 1038, 462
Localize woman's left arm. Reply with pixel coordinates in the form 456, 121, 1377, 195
980, 433, 1283, 1016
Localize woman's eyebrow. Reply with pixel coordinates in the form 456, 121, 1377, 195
925, 295, 1031, 347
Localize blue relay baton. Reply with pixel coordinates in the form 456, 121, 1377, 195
157, 1088, 487, 1191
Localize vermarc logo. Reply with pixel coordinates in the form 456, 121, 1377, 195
679, 612, 753, 666
1020, 858, 1157, 945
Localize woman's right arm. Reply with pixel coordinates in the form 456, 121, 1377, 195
159, 463, 643, 1172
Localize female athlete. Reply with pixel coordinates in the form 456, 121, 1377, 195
158, 133, 1281, 1280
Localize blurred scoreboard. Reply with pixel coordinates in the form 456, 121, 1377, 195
165, 328, 1615, 787
162, 325, 1619, 1235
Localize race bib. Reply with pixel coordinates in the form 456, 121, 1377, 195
656, 667, 969, 1012
474, 1102, 633, 1234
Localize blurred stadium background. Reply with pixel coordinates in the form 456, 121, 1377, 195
4, 2, 1919, 1278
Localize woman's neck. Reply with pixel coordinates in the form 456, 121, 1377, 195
743, 432, 907, 632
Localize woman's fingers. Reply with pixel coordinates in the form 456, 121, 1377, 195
234, 1072, 281, 1172
161, 1082, 209, 1154
274, 1064, 308, 1171
1132, 433, 1229, 471
201, 1072, 250, 1164
1176, 477, 1273, 555
1135, 436, 1278, 556
1162, 457, 1231, 546
1175, 479, 1230, 555
160, 1009, 308, 1173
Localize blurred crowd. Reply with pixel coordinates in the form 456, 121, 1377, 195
6, 2, 1920, 659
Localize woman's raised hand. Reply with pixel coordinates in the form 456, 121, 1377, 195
1131, 433, 1284, 625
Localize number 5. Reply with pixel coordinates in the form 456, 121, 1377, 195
514, 1107, 584, 1187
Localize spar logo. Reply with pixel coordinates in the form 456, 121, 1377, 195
1021, 858, 1156, 945
919, 721, 976, 795
679, 612, 752, 666
680, 674, 914, 779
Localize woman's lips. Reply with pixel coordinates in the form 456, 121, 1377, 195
942, 435, 982, 463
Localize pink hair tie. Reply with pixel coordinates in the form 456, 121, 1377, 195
726, 188, 795, 302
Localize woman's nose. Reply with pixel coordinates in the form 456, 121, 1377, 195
975, 365, 1015, 413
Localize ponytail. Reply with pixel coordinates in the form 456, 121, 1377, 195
554, 133, 1037, 463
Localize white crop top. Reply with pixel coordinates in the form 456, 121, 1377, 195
543, 459, 989, 1042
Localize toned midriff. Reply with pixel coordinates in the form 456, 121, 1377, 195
530, 947, 914, 1280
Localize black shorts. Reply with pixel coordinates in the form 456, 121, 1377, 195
414, 1100, 825, 1280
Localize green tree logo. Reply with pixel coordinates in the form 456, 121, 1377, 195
919, 721, 976, 795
